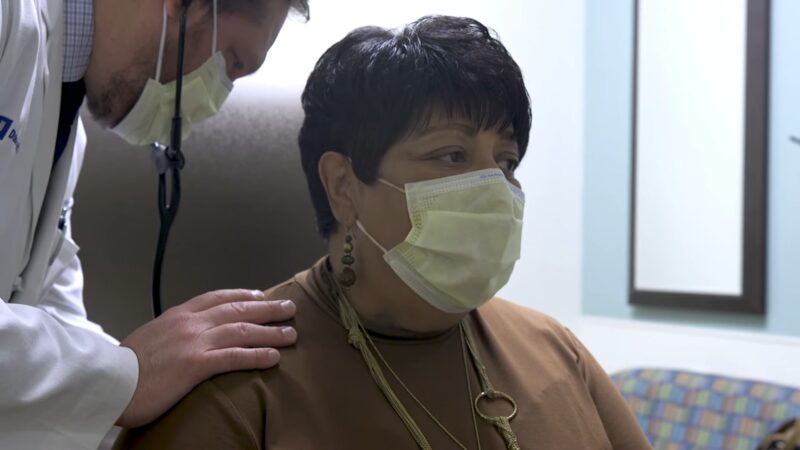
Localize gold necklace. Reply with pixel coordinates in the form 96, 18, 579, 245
361, 320, 482, 450
461, 321, 521, 450
325, 265, 520, 449
337, 289, 480, 449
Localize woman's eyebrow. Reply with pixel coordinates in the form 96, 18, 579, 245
501, 129, 515, 139
416, 123, 478, 138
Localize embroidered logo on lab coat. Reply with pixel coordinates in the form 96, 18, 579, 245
0, 115, 21, 153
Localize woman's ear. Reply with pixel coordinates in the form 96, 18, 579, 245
319, 152, 359, 228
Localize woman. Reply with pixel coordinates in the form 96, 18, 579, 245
115, 16, 651, 450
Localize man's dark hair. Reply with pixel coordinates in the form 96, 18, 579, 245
298, 15, 532, 238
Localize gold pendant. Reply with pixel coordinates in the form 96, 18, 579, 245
474, 389, 520, 450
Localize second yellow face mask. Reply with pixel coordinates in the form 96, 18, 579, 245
111, 0, 232, 146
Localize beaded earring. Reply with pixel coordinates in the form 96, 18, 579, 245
339, 231, 356, 288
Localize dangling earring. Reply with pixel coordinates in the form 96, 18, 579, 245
339, 230, 356, 288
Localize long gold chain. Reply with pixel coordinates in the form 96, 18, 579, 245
461, 321, 521, 450
352, 301, 481, 450
325, 264, 520, 449
462, 324, 483, 450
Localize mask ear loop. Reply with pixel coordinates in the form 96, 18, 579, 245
356, 220, 389, 254
378, 178, 405, 193
154, 3, 168, 82
346, 156, 405, 194
354, 179, 404, 254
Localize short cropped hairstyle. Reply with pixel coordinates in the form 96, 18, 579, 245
298, 15, 532, 238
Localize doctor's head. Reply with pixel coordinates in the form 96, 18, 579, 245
84, 0, 308, 144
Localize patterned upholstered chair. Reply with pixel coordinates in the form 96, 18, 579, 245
611, 368, 800, 450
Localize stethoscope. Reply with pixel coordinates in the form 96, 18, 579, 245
150, 0, 191, 317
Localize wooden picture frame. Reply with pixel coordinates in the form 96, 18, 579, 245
629, 0, 769, 313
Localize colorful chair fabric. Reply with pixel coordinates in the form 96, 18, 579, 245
611, 368, 800, 450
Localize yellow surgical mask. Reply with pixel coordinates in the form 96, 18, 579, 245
111, 0, 232, 146
356, 168, 525, 313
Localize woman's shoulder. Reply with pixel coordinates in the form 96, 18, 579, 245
478, 297, 582, 361
481, 297, 569, 334
261, 269, 311, 300
114, 372, 265, 449
261, 258, 331, 305
261, 259, 342, 328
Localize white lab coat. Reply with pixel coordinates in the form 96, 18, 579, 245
0, 0, 139, 449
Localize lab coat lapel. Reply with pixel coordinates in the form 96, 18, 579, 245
15, 0, 71, 306
31, 0, 65, 217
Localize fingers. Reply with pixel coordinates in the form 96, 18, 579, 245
115, 290, 297, 428
181, 289, 266, 313
203, 299, 296, 327
203, 323, 297, 350
205, 347, 282, 375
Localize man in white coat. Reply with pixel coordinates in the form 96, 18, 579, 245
0, 0, 308, 448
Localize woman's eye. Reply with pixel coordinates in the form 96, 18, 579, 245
499, 158, 520, 173
436, 150, 468, 164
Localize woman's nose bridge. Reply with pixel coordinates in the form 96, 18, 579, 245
473, 148, 499, 170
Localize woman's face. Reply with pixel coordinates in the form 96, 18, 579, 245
337, 114, 522, 335
356, 116, 521, 255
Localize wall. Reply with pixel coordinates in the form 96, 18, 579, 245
239, 0, 587, 329
75, 1, 588, 340
581, 0, 800, 386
